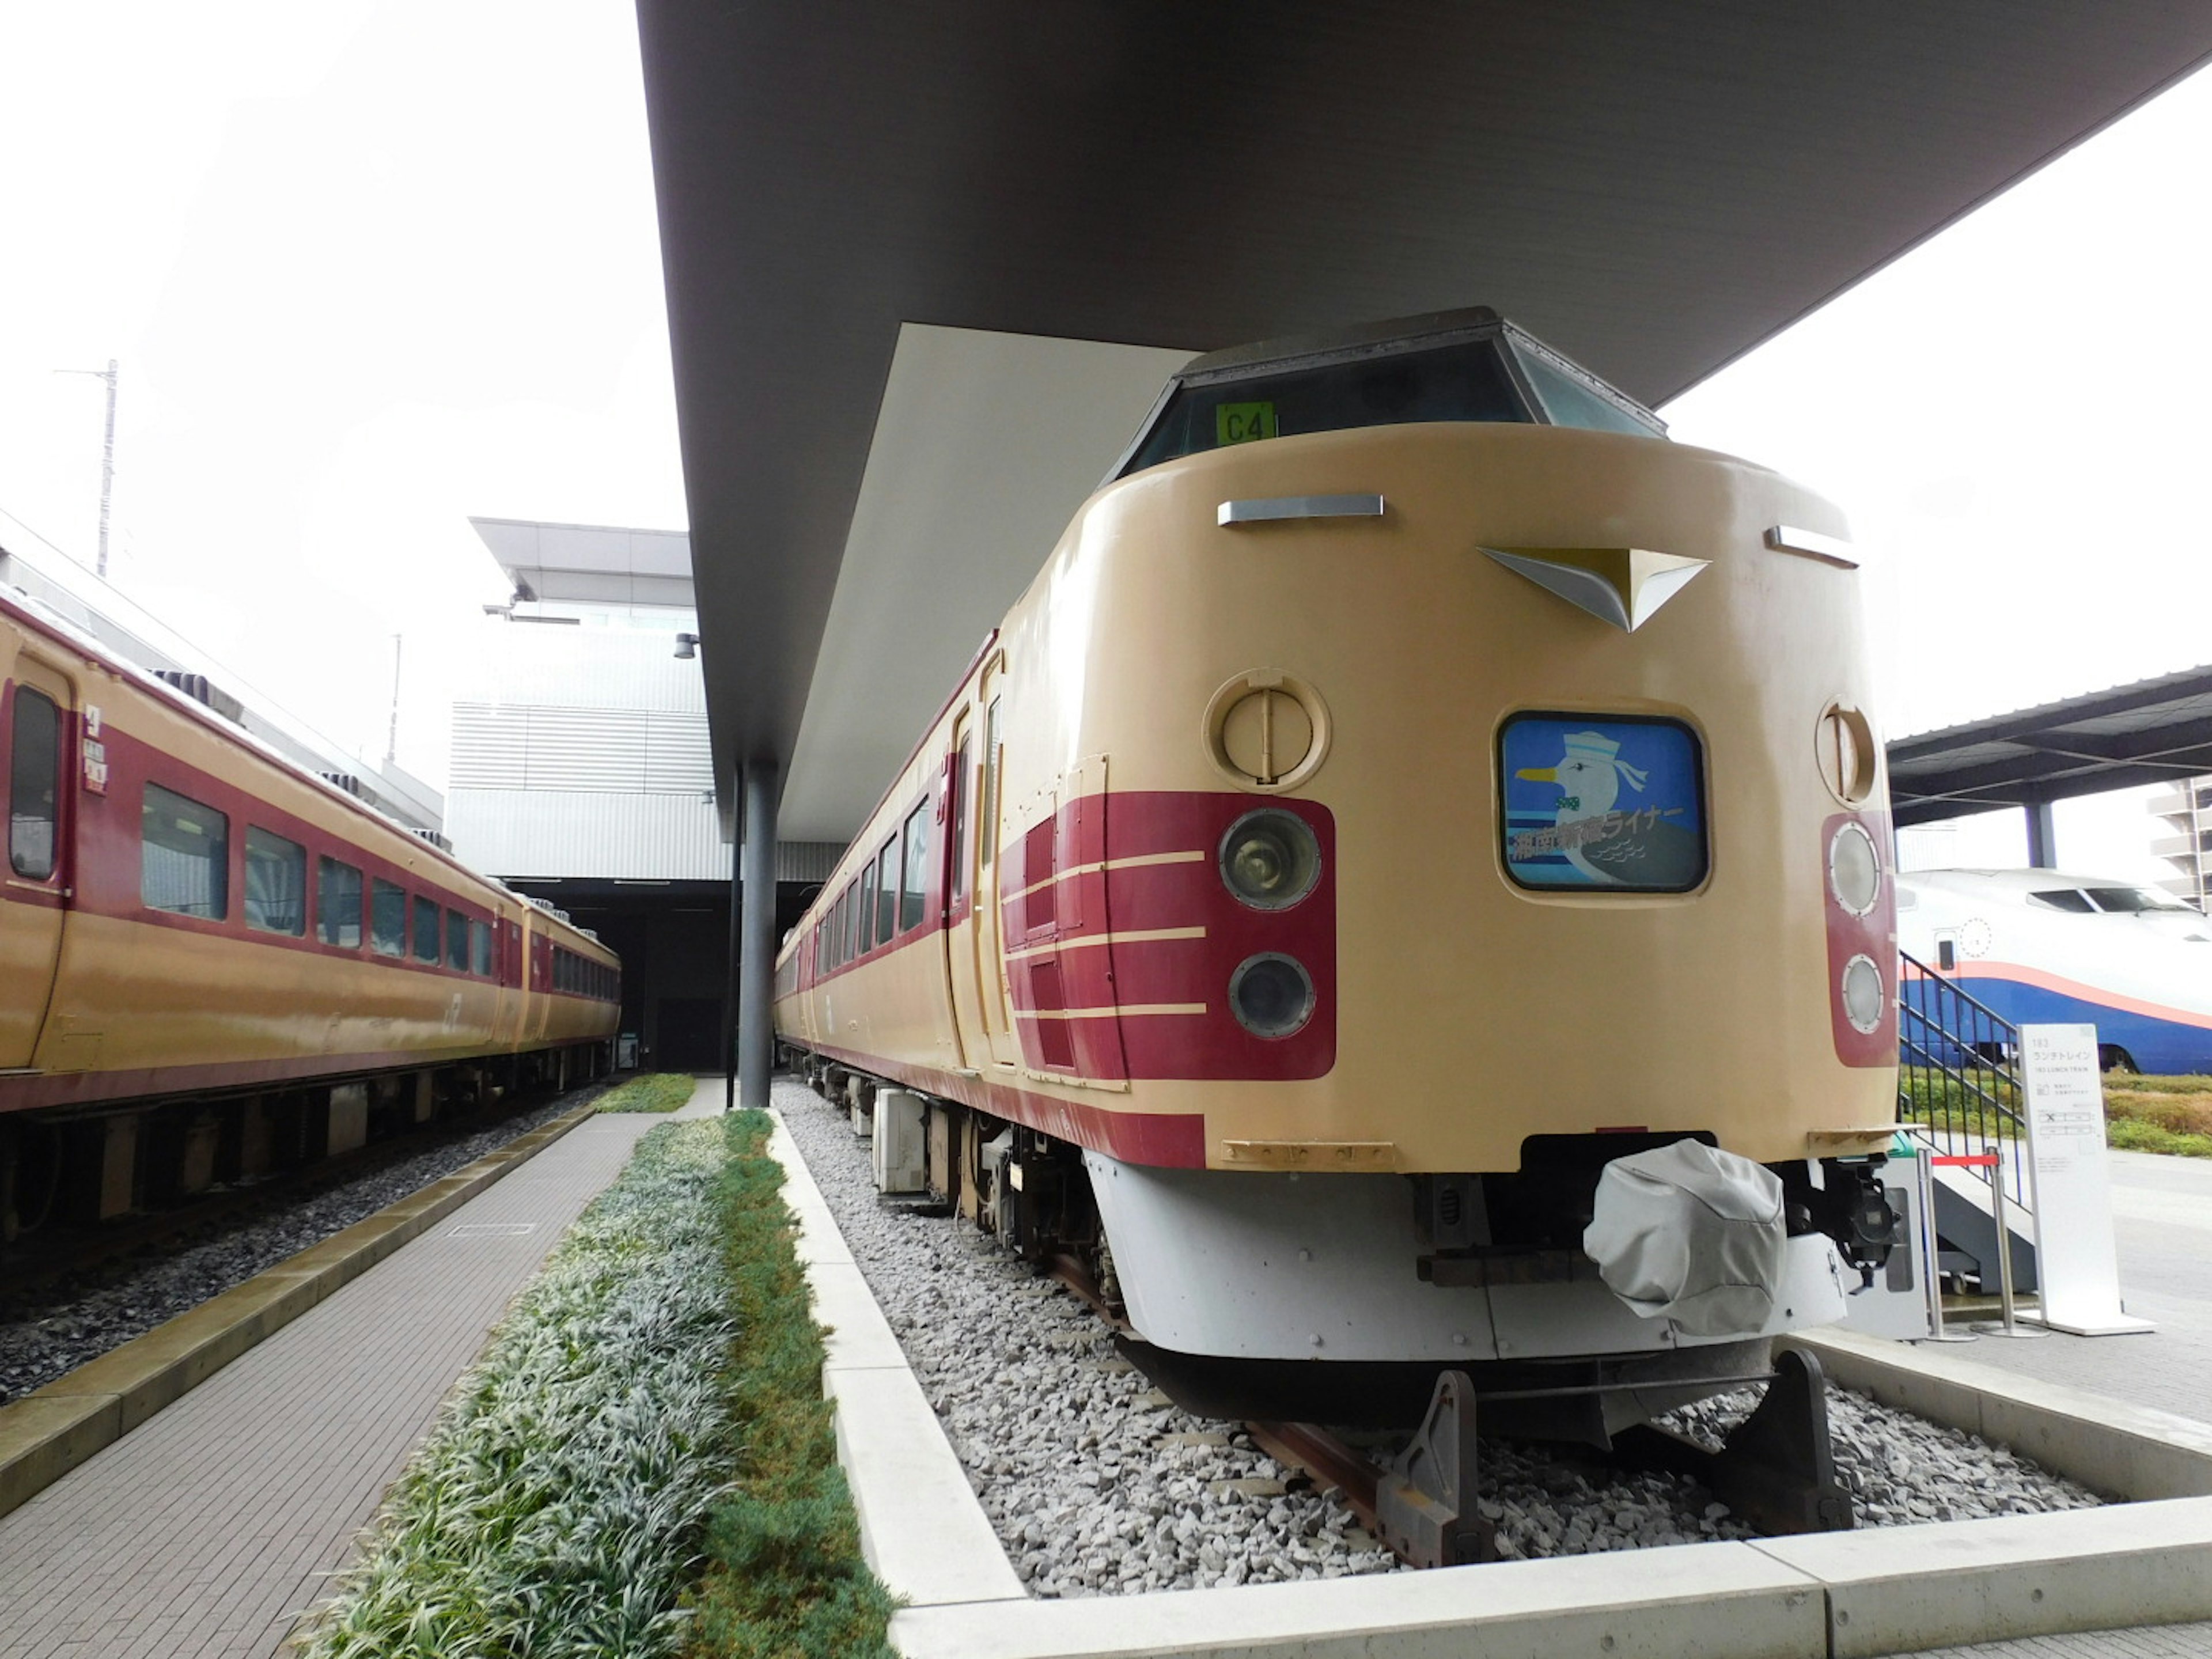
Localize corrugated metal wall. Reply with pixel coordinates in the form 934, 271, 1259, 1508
450, 703, 713, 794
446, 790, 726, 880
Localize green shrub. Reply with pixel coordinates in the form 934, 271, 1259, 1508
296, 1120, 737, 1659
686, 1115, 897, 1658
598, 1073, 699, 1113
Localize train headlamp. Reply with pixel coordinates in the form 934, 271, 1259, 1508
1229, 953, 1316, 1039
1840, 953, 1885, 1035
1828, 821, 1882, 917
1218, 809, 1321, 910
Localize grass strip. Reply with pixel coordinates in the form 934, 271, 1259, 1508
597, 1071, 700, 1112
687, 1113, 897, 1658
296, 1120, 738, 1658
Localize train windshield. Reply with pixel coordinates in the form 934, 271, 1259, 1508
1113, 311, 1664, 478
2083, 885, 2195, 914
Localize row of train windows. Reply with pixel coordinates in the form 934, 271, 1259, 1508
142, 781, 501, 972
3, 690, 618, 997
551, 945, 618, 1001
810, 700, 1000, 977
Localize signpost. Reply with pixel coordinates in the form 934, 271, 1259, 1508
2018, 1022, 2154, 1336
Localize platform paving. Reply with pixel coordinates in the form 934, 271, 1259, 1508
0, 1078, 725, 1659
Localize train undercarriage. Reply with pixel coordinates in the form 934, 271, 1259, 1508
0, 1041, 612, 1251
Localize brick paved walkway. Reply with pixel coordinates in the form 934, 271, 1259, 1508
0, 1080, 724, 1659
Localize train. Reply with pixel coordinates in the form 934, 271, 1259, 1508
774, 308, 1902, 1435
1898, 868, 2212, 1074
1, 585, 620, 1245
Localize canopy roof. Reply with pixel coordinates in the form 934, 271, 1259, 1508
633, 2, 2212, 835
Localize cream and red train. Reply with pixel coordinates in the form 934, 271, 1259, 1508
1, 589, 618, 1241
775, 310, 1900, 1426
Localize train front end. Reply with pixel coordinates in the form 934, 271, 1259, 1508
1005, 311, 1901, 1420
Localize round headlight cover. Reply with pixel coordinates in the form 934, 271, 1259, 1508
1229, 953, 1316, 1039
1840, 953, 1886, 1035
1218, 809, 1321, 910
1828, 821, 1882, 917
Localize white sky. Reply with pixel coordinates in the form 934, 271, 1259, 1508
1, 6, 2205, 884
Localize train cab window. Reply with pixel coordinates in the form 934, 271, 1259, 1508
371, 878, 407, 956
2028, 889, 2096, 914
244, 827, 307, 936
8, 685, 59, 880
471, 920, 493, 976
412, 896, 440, 964
874, 837, 899, 947
317, 857, 364, 948
900, 803, 930, 931
1114, 313, 1664, 479
446, 908, 469, 970
142, 783, 228, 919
2084, 886, 2193, 914
949, 738, 970, 901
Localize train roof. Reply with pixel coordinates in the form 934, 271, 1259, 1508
1107, 306, 1665, 481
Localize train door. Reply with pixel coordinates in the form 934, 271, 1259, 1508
1, 657, 74, 1069
524, 924, 551, 1041
940, 718, 976, 1068
964, 662, 1021, 1069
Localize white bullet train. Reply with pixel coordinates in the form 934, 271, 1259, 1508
1897, 868, 2212, 1074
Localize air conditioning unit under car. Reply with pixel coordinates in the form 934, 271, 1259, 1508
871, 1089, 926, 1195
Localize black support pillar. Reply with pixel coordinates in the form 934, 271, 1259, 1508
2025, 798, 2058, 870
737, 760, 779, 1111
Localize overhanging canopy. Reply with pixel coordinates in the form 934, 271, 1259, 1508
633, 2, 2212, 838
1887, 666, 2212, 828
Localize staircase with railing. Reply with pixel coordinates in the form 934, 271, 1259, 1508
1896, 949, 2037, 1291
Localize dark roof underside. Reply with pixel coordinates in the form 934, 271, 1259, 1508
633, 1, 2212, 817
1888, 666, 2212, 827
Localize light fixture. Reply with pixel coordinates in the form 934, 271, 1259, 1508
674, 632, 700, 660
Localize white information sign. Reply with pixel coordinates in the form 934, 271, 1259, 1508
2019, 1022, 2153, 1336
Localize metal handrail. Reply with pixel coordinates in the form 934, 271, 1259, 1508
1896, 949, 2031, 1210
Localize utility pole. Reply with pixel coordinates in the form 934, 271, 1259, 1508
385, 634, 403, 767
55, 359, 119, 579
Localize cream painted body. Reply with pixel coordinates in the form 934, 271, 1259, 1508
781, 420, 1896, 1176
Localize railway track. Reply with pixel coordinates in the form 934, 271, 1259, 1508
0, 1081, 605, 1403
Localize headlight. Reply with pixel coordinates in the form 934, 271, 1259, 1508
1828, 821, 1881, 916
1230, 953, 1315, 1039
1218, 809, 1321, 910
1840, 953, 1885, 1034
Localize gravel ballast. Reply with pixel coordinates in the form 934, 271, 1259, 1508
774, 1077, 2104, 1599
0, 1088, 601, 1406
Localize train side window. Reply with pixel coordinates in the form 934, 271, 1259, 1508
412, 896, 440, 964
949, 737, 971, 902
979, 699, 1001, 868
370, 878, 406, 956
318, 857, 364, 948
244, 827, 308, 936
8, 686, 59, 880
142, 782, 228, 919
858, 862, 878, 956
900, 802, 930, 931
874, 836, 899, 946
445, 908, 468, 970
844, 880, 862, 962
472, 920, 493, 976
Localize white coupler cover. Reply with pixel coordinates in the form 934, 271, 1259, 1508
1582, 1139, 1787, 1338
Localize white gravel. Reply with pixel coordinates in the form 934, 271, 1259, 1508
0, 1086, 603, 1406
774, 1076, 2102, 1598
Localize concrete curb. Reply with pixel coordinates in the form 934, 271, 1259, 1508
762, 1108, 1029, 1611
0, 1098, 602, 1521
765, 1096, 2212, 1656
